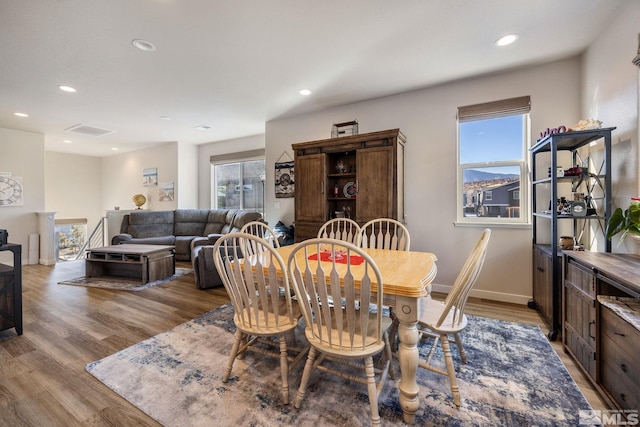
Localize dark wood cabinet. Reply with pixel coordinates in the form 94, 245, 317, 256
0, 243, 23, 335
532, 246, 557, 333
531, 127, 615, 340
292, 129, 405, 241
562, 251, 640, 411
563, 255, 597, 380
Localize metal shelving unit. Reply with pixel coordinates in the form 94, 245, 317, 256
530, 127, 615, 340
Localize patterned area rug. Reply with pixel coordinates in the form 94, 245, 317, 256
86, 304, 598, 426
59, 268, 192, 291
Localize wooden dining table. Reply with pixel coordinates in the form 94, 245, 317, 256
272, 245, 438, 425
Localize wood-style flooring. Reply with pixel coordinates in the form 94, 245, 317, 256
0, 261, 608, 426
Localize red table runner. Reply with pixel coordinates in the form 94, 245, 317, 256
308, 251, 364, 265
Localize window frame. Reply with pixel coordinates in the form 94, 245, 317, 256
455, 96, 531, 226
210, 150, 265, 215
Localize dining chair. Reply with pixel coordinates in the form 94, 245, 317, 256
240, 221, 280, 257
287, 238, 393, 426
416, 228, 491, 407
359, 218, 411, 353
212, 232, 306, 404
317, 218, 361, 245
359, 218, 410, 251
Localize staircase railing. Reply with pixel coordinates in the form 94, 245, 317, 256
74, 217, 107, 260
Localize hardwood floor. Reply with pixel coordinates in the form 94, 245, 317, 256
0, 261, 608, 426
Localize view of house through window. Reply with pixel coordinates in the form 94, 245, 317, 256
212, 159, 265, 216
457, 96, 530, 223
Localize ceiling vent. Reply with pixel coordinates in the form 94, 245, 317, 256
65, 124, 115, 137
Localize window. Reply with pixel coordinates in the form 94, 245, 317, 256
457, 96, 530, 223
210, 150, 265, 215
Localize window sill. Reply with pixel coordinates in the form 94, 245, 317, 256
453, 221, 531, 229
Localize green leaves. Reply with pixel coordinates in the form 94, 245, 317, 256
606, 202, 640, 241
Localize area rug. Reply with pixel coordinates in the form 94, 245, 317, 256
86, 304, 599, 426
59, 268, 192, 291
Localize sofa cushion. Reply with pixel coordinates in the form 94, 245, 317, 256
231, 210, 263, 231
127, 210, 175, 238
174, 209, 209, 236
175, 235, 200, 261
126, 236, 176, 246
203, 210, 230, 235
220, 210, 240, 234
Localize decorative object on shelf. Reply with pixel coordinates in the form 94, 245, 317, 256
274, 151, 294, 199
132, 194, 146, 209
538, 125, 567, 141
570, 118, 602, 131
0, 173, 24, 207
559, 236, 575, 250
335, 159, 347, 173
605, 197, 640, 244
343, 182, 357, 198
548, 166, 564, 177
331, 120, 358, 138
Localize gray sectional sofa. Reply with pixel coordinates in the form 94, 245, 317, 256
111, 209, 263, 261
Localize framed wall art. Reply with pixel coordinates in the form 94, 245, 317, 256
275, 152, 294, 198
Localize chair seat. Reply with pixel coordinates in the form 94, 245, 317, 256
305, 315, 392, 358
234, 300, 302, 336
418, 295, 468, 334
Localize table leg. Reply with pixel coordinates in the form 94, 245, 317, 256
395, 296, 420, 424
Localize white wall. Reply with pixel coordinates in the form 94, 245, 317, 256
197, 134, 265, 209
582, 0, 640, 253
0, 127, 44, 264
266, 57, 585, 304
102, 142, 179, 212
44, 151, 103, 230
177, 141, 198, 208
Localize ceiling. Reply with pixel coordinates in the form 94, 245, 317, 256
0, 0, 628, 157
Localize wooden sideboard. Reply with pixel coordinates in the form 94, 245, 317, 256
291, 129, 405, 242
562, 251, 640, 410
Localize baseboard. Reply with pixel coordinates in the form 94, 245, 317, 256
430, 283, 531, 306
39, 258, 56, 266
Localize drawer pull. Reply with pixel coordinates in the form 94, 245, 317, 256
614, 331, 626, 337
621, 363, 628, 373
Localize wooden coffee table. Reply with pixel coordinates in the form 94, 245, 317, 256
85, 244, 175, 284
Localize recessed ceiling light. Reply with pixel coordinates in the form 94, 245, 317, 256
495, 33, 519, 47
195, 125, 211, 130
132, 39, 156, 52
299, 89, 312, 96
14, 112, 29, 117
64, 140, 72, 144
160, 116, 171, 120
58, 85, 77, 93
111, 147, 119, 151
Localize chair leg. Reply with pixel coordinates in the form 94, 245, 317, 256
453, 332, 467, 364
364, 355, 381, 426
294, 346, 318, 409
278, 335, 290, 404
440, 333, 461, 407
223, 329, 245, 382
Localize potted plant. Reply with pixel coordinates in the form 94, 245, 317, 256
605, 197, 640, 243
